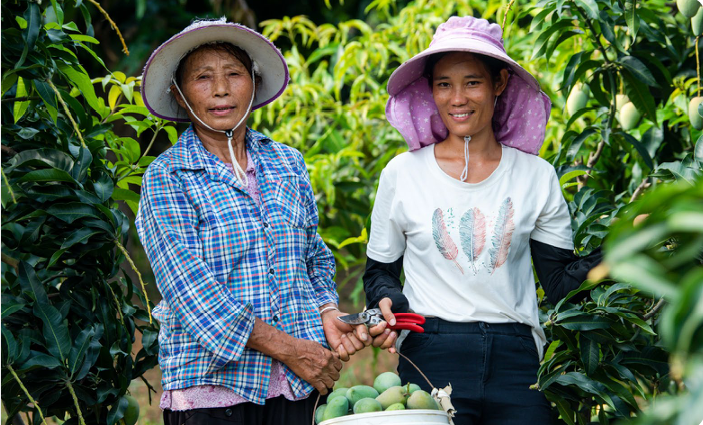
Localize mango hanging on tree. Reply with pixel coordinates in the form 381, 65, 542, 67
677, 0, 701, 18
689, 97, 703, 130
619, 102, 642, 130
566, 82, 590, 116
692, 8, 703, 35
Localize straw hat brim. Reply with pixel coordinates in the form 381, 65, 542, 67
142, 23, 289, 122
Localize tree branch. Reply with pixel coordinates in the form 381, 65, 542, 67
630, 177, 651, 203
644, 298, 666, 320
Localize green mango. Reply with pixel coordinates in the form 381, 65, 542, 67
375, 386, 409, 410
566, 83, 589, 116
692, 8, 703, 35
615, 94, 630, 111
321, 396, 349, 422
678, 0, 701, 18
618, 102, 641, 130
689, 97, 703, 130
315, 404, 327, 424
353, 398, 383, 414
123, 395, 140, 425
406, 390, 440, 410
346, 385, 380, 408
373, 372, 402, 394
406, 383, 422, 394
385, 403, 406, 411
326, 388, 349, 404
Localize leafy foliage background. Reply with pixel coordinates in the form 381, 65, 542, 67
2, 0, 702, 424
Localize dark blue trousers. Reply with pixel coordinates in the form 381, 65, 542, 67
397, 319, 555, 425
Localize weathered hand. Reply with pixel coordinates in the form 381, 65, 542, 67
321, 309, 370, 361
368, 298, 398, 353
284, 338, 343, 395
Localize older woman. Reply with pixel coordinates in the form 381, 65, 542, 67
137, 18, 369, 425
364, 17, 603, 424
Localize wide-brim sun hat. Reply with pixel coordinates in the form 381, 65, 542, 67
386, 16, 551, 155
142, 18, 289, 122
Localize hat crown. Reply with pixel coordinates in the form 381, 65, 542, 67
430, 16, 505, 53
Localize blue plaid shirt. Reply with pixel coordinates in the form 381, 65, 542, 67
136, 126, 338, 404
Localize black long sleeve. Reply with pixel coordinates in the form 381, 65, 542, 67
362, 255, 410, 313
530, 239, 603, 304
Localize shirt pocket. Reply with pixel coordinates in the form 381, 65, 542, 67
274, 177, 307, 229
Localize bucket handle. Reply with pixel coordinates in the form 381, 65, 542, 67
311, 351, 442, 425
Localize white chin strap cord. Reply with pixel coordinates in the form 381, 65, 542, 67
171, 63, 257, 185
460, 135, 471, 182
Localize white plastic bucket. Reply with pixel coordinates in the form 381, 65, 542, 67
319, 410, 450, 425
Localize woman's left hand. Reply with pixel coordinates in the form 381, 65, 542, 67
320, 307, 371, 361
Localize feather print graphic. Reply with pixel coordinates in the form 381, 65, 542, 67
488, 197, 515, 274
459, 208, 486, 274
432, 208, 464, 274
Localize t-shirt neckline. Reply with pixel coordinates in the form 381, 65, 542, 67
427, 142, 511, 190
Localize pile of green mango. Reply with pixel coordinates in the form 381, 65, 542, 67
315, 372, 443, 424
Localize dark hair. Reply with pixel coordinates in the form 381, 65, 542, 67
423, 52, 508, 86
174, 42, 260, 87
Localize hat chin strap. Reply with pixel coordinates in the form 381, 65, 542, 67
460, 136, 471, 182
171, 64, 257, 185
460, 96, 498, 182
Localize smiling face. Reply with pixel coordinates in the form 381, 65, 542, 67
172, 45, 254, 134
430, 52, 509, 143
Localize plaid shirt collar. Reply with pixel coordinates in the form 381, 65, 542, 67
169, 125, 271, 174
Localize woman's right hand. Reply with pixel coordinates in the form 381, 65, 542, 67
285, 338, 343, 395
367, 297, 398, 353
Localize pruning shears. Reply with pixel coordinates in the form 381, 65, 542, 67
337, 308, 426, 333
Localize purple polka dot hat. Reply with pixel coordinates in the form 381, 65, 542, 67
386, 16, 551, 155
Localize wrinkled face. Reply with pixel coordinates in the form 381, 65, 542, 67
431, 52, 508, 141
172, 46, 254, 132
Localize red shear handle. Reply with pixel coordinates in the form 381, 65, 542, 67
389, 322, 425, 333
394, 313, 426, 324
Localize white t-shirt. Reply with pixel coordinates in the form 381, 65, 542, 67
366, 144, 574, 358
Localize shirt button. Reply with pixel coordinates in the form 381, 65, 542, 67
269, 268, 275, 275
273, 315, 279, 322
225, 408, 233, 417
263, 222, 269, 228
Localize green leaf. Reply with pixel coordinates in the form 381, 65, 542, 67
16, 350, 63, 370
18, 169, 77, 184
579, 333, 600, 375
2, 72, 18, 97
72, 145, 93, 183
164, 125, 179, 145
573, 0, 599, 19
33, 80, 58, 110
532, 19, 574, 60
559, 169, 588, 188
622, 69, 658, 126
1, 295, 26, 319
107, 396, 129, 425
61, 228, 101, 250
557, 314, 613, 331
49, 0, 65, 25
619, 133, 654, 170
13, 77, 29, 124
46, 203, 100, 223
69, 34, 100, 44
2, 324, 18, 364
22, 2, 41, 55
108, 84, 122, 110
93, 173, 115, 202
33, 302, 71, 361
68, 327, 95, 377
57, 62, 101, 112
625, 0, 639, 39
619, 56, 658, 87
